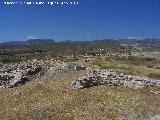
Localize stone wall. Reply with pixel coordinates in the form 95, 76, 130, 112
71, 69, 160, 89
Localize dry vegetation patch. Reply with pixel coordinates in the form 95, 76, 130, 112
0, 76, 160, 120
91, 59, 160, 79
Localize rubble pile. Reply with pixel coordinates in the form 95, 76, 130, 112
150, 115, 160, 120
46, 61, 70, 78
71, 69, 160, 89
74, 63, 86, 71
0, 68, 28, 88
0, 59, 74, 89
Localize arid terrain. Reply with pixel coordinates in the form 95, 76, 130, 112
0, 39, 160, 120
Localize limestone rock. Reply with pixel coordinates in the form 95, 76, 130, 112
72, 69, 160, 89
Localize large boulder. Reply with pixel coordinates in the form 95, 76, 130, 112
150, 115, 160, 120
74, 63, 86, 71
71, 80, 84, 89
26, 66, 43, 75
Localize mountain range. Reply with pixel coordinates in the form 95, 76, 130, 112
1, 38, 160, 46
0, 39, 55, 46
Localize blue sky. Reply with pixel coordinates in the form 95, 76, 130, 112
0, 0, 160, 42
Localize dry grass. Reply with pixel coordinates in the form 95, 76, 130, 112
0, 57, 160, 120
91, 58, 160, 78
141, 52, 160, 59
0, 71, 160, 120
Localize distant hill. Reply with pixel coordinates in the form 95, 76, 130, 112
58, 39, 117, 44
1, 41, 27, 46
27, 39, 55, 45
117, 39, 141, 44
0, 39, 55, 46
1, 38, 160, 47
138, 38, 160, 45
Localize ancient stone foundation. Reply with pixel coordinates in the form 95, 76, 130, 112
71, 69, 160, 89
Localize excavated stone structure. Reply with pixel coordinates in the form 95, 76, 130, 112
0, 59, 77, 88
71, 69, 160, 89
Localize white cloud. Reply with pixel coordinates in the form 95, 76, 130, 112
27, 35, 37, 39
86, 32, 92, 35
127, 36, 142, 39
